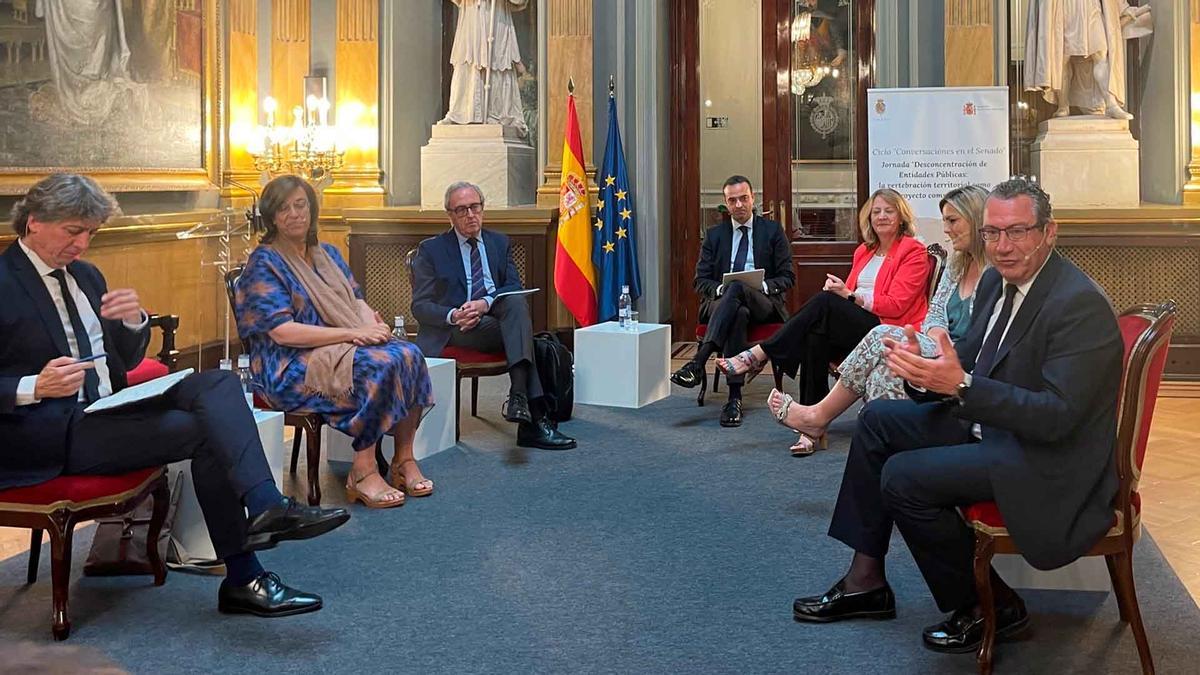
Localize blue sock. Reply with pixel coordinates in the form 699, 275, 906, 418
243, 479, 284, 517
223, 552, 265, 587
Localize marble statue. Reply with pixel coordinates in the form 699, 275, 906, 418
1024, 0, 1152, 120
440, 0, 530, 136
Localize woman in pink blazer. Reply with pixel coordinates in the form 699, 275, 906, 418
718, 188, 930, 412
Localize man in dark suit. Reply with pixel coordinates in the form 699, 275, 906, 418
790, 178, 1123, 654
411, 181, 575, 450
671, 175, 795, 426
0, 174, 350, 618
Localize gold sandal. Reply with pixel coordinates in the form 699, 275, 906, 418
771, 390, 827, 457
391, 458, 434, 498
346, 471, 405, 509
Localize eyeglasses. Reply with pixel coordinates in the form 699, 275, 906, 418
450, 202, 484, 217
978, 224, 1044, 242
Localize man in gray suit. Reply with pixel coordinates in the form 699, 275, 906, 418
788, 178, 1123, 654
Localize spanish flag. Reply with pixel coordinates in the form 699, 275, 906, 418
554, 92, 599, 327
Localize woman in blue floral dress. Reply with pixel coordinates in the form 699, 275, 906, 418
235, 175, 434, 508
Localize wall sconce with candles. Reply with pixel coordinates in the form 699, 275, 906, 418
248, 76, 345, 183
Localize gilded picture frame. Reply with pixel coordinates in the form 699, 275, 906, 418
0, 0, 222, 194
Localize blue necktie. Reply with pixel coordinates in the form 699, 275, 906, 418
732, 225, 749, 272
974, 283, 1017, 376
49, 269, 101, 402
467, 237, 488, 301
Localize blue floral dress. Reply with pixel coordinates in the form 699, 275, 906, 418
235, 243, 433, 451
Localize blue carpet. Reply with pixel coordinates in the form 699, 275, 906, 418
1, 376, 1197, 674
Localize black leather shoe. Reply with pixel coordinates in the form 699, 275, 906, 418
517, 417, 577, 450
793, 578, 896, 623
922, 595, 1029, 653
670, 361, 704, 388
503, 393, 534, 424
218, 571, 322, 617
244, 497, 350, 552
720, 398, 743, 427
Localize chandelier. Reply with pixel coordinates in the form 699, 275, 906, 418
789, 4, 840, 96
248, 93, 344, 182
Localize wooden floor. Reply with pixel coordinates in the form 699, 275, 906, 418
2, 396, 1200, 603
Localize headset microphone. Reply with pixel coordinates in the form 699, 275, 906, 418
1022, 239, 1044, 262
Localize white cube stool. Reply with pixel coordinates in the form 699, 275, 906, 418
322, 357, 457, 463
574, 321, 670, 408
167, 409, 285, 568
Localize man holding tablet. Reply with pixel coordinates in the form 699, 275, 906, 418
671, 175, 795, 426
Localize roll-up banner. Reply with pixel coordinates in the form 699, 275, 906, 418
867, 86, 1010, 244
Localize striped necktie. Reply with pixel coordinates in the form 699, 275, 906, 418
467, 237, 488, 301
49, 269, 101, 402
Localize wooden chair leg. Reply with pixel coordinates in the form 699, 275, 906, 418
455, 372, 463, 442
1109, 549, 1155, 674
1105, 553, 1132, 622
147, 478, 170, 586
304, 420, 323, 506
974, 533, 997, 675
290, 428, 302, 475
696, 368, 708, 406
712, 367, 720, 393
27, 529, 42, 584
48, 510, 73, 641
374, 440, 388, 477
471, 376, 480, 417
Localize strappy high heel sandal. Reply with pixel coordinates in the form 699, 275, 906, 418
715, 349, 766, 384
390, 458, 434, 498
771, 391, 827, 457
346, 471, 405, 509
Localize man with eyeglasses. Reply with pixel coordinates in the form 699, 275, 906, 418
411, 181, 576, 450
792, 177, 1123, 656
670, 175, 794, 427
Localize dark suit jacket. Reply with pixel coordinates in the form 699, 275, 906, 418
411, 228, 524, 357
0, 243, 149, 490
913, 252, 1123, 570
694, 216, 795, 322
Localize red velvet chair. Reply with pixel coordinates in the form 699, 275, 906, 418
0, 312, 180, 639
965, 300, 1177, 675
0, 468, 170, 640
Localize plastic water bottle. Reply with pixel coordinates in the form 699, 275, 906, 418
393, 315, 406, 340
618, 285, 632, 330
236, 354, 254, 411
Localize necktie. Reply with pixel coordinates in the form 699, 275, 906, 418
732, 225, 749, 272
973, 283, 1017, 376
467, 237, 488, 301
49, 269, 101, 402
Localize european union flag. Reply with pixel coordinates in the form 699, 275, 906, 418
592, 91, 643, 323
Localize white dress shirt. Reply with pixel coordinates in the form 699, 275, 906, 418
968, 253, 1053, 438
719, 216, 769, 295
853, 254, 885, 312
16, 239, 147, 406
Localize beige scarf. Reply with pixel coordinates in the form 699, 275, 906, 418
265, 243, 366, 403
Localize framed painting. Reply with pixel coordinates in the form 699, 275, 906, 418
0, 0, 221, 193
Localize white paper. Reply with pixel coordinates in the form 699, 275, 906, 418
84, 368, 194, 413
493, 287, 539, 300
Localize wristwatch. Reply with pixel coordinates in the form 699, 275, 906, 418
955, 372, 973, 402
846, 293, 857, 304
